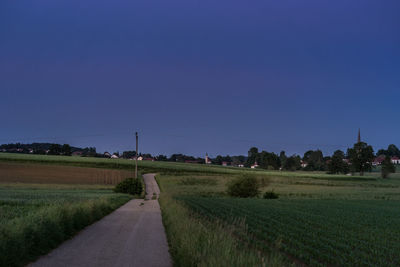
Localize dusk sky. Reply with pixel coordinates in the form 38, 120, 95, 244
1, 0, 399, 157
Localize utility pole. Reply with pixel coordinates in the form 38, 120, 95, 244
135, 132, 138, 179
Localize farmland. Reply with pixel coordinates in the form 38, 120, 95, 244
2, 152, 395, 178
0, 162, 132, 185
1, 153, 400, 266
0, 184, 131, 267
157, 168, 400, 266
0, 154, 137, 267
178, 197, 400, 266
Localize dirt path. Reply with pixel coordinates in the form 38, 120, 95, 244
29, 174, 172, 267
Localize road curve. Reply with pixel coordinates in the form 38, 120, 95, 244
29, 174, 172, 267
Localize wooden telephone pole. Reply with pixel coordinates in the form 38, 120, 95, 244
135, 132, 138, 179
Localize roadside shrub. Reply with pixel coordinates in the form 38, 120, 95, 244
263, 190, 279, 199
227, 175, 260, 198
114, 178, 143, 195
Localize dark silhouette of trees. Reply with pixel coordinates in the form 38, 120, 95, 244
327, 150, 349, 174
381, 156, 396, 178
347, 142, 374, 176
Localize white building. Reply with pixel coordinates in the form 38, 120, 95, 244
391, 156, 400, 164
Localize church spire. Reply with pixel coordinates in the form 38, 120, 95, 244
357, 128, 361, 143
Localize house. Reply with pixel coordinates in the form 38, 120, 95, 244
111, 154, 119, 159
301, 160, 308, 168
222, 161, 229, 166
103, 152, 111, 158
391, 156, 400, 164
72, 151, 82, 156
251, 161, 259, 169
372, 156, 385, 166
237, 164, 244, 168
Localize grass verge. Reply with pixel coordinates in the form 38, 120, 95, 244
0, 193, 131, 267
159, 193, 286, 267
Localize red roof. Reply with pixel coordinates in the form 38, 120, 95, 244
373, 157, 385, 164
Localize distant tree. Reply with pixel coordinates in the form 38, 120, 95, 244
122, 151, 137, 159
279, 151, 287, 169
168, 154, 195, 162
140, 153, 153, 159
376, 144, 400, 157
156, 155, 168, 161
284, 155, 301, 171
327, 150, 349, 174
381, 156, 396, 178
82, 147, 97, 157
347, 142, 374, 176
376, 149, 387, 156
231, 155, 246, 166
48, 144, 62, 155
62, 144, 72, 156
387, 144, 400, 157
259, 151, 280, 170
303, 150, 325, 171
246, 147, 259, 167
214, 155, 223, 165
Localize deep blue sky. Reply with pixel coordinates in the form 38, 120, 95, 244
1, 0, 399, 157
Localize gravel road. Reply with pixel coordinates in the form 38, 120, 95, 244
29, 174, 172, 267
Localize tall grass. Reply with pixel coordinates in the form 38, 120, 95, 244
0, 191, 131, 267
159, 193, 285, 267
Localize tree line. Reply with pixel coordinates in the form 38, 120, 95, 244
242, 142, 397, 178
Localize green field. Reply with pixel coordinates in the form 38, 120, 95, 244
1, 153, 400, 266
0, 184, 131, 267
157, 165, 400, 266
178, 197, 400, 266
3, 152, 396, 179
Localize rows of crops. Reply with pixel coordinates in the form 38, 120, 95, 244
178, 197, 400, 266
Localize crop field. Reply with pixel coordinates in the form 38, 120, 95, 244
0, 184, 131, 267
3, 152, 395, 179
1, 153, 400, 266
178, 197, 400, 266
157, 169, 400, 266
0, 162, 132, 185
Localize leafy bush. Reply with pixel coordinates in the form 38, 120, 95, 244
227, 175, 260, 198
114, 178, 143, 195
263, 190, 279, 199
